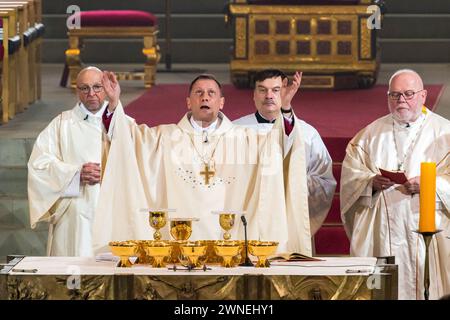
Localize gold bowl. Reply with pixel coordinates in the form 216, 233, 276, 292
214, 240, 242, 268
248, 240, 279, 268
109, 241, 137, 267
179, 241, 208, 268
143, 240, 173, 268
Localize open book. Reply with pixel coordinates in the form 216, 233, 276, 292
379, 168, 407, 184
268, 252, 323, 262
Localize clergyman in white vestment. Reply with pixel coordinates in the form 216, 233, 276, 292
340, 69, 450, 299
93, 74, 313, 255
233, 69, 336, 234
28, 67, 121, 256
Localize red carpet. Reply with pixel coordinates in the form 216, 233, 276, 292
125, 83, 443, 256
125, 84, 443, 139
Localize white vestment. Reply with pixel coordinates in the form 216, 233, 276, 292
340, 108, 450, 300
28, 102, 110, 256
93, 104, 312, 255
234, 113, 336, 234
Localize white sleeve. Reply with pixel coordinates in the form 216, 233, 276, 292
61, 170, 81, 197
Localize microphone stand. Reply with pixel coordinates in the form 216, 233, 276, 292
239, 215, 254, 267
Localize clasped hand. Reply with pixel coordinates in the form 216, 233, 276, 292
80, 162, 101, 185
372, 175, 420, 195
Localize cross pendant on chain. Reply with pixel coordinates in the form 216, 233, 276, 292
200, 163, 215, 185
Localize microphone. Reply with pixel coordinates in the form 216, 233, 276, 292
203, 131, 208, 143
239, 215, 254, 267
405, 123, 410, 128
84, 114, 88, 120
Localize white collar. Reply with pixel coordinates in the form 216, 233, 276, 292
78, 101, 108, 118
189, 115, 219, 133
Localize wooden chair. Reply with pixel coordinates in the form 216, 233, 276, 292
63, 10, 160, 89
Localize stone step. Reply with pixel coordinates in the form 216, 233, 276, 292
43, 38, 232, 63
0, 228, 47, 257
42, 37, 450, 64
379, 38, 450, 63
0, 168, 28, 198
380, 14, 450, 39
385, 0, 450, 14
0, 197, 47, 231
0, 138, 34, 168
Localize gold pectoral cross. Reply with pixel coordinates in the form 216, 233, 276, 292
200, 163, 215, 185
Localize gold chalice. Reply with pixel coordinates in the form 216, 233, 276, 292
169, 218, 199, 241
248, 240, 279, 268
214, 240, 242, 268
144, 209, 174, 240
144, 240, 173, 268
212, 210, 245, 240
109, 241, 137, 267
179, 241, 207, 269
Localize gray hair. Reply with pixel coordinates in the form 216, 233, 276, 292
388, 69, 423, 88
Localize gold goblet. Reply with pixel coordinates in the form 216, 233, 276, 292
179, 241, 207, 269
109, 241, 137, 268
214, 240, 242, 268
146, 209, 173, 240
144, 241, 172, 268
248, 240, 278, 268
212, 210, 245, 240
169, 218, 199, 241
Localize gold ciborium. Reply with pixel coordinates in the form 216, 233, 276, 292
145, 209, 174, 240
109, 241, 137, 267
179, 241, 207, 269
169, 218, 199, 241
214, 240, 242, 268
248, 240, 278, 268
143, 240, 173, 268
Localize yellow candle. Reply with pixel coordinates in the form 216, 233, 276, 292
419, 162, 436, 232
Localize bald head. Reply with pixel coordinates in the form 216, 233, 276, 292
388, 69, 424, 90
387, 69, 427, 124
76, 67, 107, 113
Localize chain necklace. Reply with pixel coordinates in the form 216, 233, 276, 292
188, 133, 223, 185
391, 115, 426, 171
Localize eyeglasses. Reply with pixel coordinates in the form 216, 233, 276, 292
387, 90, 424, 100
77, 85, 104, 94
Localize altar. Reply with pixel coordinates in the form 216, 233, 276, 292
0, 256, 397, 300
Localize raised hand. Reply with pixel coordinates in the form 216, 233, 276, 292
80, 162, 101, 185
102, 71, 121, 112
281, 71, 302, 110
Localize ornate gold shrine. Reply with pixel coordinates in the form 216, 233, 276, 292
0, 256, 397, 300
226, 0, 384, 89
